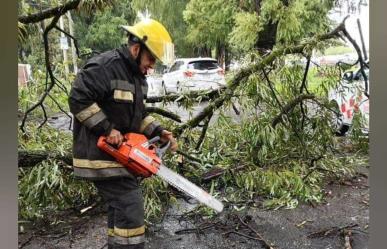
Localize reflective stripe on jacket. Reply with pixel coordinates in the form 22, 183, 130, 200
69, 45, 163, 179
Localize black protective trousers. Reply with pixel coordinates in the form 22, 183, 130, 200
93, 177, 145, 249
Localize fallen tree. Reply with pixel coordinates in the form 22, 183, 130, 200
19, 18, 355, 167
18, 16, 369, 222
18, 150, 72, 168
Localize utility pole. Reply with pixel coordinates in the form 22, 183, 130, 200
67, 11, 78, 74
59, 16, 69, 75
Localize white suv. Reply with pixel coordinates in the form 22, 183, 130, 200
329, 63, 369, 135
162, 58, 226, 94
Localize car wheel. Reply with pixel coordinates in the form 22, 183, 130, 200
336, 124, 350, 136
330, 100, 350, 136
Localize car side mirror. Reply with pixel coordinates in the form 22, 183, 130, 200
343, 71, 353, 81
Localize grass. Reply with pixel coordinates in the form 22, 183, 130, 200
273, 65, 340, 97
316, 45, 355, 56
307, 67, 325, 95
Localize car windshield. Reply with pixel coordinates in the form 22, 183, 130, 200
188, 60, 219, 70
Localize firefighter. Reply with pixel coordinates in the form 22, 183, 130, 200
68, 19, 178, 249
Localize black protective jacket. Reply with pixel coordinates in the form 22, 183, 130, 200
69, 45, 163, 179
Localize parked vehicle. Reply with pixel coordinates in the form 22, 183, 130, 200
162, 58, 226, 94
328, 62, 369, 136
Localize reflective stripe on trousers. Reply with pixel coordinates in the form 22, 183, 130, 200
94, 177, 145, 249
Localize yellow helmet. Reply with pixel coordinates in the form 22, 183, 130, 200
120, 19, 175, 65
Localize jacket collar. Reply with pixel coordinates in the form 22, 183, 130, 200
117, 45, 145, 78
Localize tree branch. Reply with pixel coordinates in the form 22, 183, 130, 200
18, 150, 72, 168
300, 54, 311, 94
195, 112, 213, 150
174, 18, 347, 136
48, 94, 73, 130
299, 54, 312, 129
18, 0, 81, 24
271, 94, 316, 128
145, 107, 181, 123
262, 69, 283, 109
145, 87, 225, 103
176, 150, 203, 164
340, 27, 369, 98
20, 14, 61, 132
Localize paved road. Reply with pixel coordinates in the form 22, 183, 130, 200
18, 165, 369, 249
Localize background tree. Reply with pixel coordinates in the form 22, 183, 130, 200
73, 0, 136, 54
183, 0, 237, 67
130, 0, 195, 58
229, 0, 335, 53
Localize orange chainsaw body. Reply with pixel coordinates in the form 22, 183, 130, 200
97, 133, 162, 177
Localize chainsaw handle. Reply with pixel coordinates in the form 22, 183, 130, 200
97, 136, 123, 159
147, 136, 160, 145
144, 136, 169, 158
156, 141, 170, 158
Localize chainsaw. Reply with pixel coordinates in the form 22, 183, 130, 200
97, 133, 223, 213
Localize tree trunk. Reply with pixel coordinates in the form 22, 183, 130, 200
224, 45, 231, 71
253, 0, 289, 52
215, 42, 222, 64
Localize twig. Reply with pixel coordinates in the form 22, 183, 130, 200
18, 234, 33, 249
201, 165, 246, 182
235, 215, 274, 249
344, 229, 352, 249
175, 222, 219, 235
53, 77, 69, 93
48, 94, 73, 128
302, 155, 324, 181
262, 69, 283, 109
37, 103, 48, 129
54, 25, 80, 57
232, 102, 240, 115
223, 230, 263, 241
195, 112, 213, 150
307, 223, 358, 238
